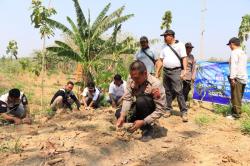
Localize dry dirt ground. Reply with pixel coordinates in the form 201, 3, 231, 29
0, 73, 250, 166
0, 105, 250, 166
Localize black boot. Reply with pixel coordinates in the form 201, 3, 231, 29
140, 124, 154, 142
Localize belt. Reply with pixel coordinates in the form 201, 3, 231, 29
163, 67, 181, 71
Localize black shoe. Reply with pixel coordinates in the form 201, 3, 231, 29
232, 113, 240, 119
141, 125, 154, 142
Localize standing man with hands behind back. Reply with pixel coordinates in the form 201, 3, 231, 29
156, 29, 189, 122
227, 37, 248, 119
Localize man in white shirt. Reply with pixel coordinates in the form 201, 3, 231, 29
81, 82, 101, 109
135, 36, 158, 75
156, 29, 188, 122
0, 88, 31, 125
108, 74, 126, 108
227, 37, 248, 119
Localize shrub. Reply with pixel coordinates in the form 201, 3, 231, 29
0, 87, 8, 95
19, 59, 32, 71
213, 104, 231, 115
242, 103, 250, 116
241, 119, 250, 135
195, 114, 216, 126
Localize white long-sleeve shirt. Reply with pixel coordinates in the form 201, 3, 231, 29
229, 48, 248, 84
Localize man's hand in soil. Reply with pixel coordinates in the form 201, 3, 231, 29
84, 106, 91, 111
13, 117, 22, 125
22, 117, 32, 124
112, 101, 116, 108
129, 120, 145, 133
116, 116, 125, 128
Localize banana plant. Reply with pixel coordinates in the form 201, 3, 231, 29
46, 0, 135, 85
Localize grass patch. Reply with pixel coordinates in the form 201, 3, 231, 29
99, 94, 109, 107
195, 114, 216, 126
0, 137, 23, 153
46, 108, 56, 118
14, 82, 25, 90
213, 104, 231, 116
241, 119, 250, 135
25, 90, 35, 101
213, 103, 250, 117
0, 87, 8, 95
242, 103, 250, 116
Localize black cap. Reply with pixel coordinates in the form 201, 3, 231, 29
160, 29, 175, 36
185, 42, 194, 48
9, 88, 20, 98
140, 36, 148, 42
114, 74, 122, 81
227, 37, 240, 46
87, 81, 95, 89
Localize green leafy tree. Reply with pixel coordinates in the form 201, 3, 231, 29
6, 40, 18, 60
30, 0, 57, 110
46, 0, 134, 84
30, 0, 56, 39
238, 14, 250, 44
161, 11, 172, 30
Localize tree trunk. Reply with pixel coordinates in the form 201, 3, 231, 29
74, 63, 93, 94
14, 54, 18, 60
41, 37, 46, 111
83, 70, 93, 85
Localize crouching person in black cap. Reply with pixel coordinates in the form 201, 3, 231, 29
116, 60, 166, 141
0, 88, 31, 125
50, 81, 81, 112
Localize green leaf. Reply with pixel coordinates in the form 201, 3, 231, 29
47, 19, 73, 36
91, 3, 111, 31
47, 46, 83, 62
72, 0, 88, 38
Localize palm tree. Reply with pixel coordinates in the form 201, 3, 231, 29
46, 0, 134, 83
160, 11, 172, 30
238, 14, 250, 46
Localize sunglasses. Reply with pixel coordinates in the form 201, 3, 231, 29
140, 40, 148, 43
